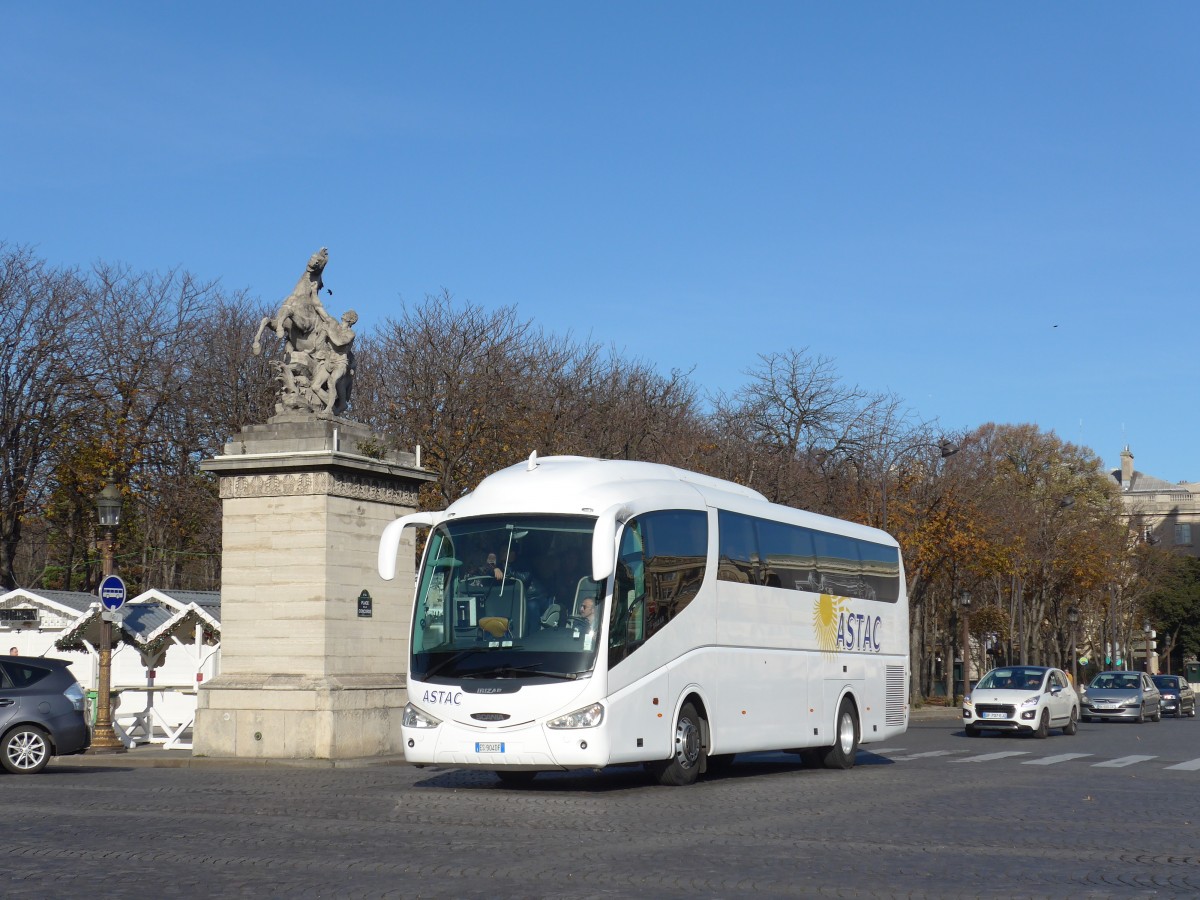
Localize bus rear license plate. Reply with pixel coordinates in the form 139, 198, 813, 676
982, 712, 1007, 720
476, 742, 504, 753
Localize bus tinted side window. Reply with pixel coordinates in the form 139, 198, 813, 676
858, 540, 900, 603
609, 510, 708, 669
811, 531, 870, 600
757, 519, 818, 591
717, 511, 900, 603
717, 510, 759, 584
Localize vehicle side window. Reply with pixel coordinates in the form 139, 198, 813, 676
609, 510, 707, 670
0, 661, 50, 688
716, 511, 900, 603
716, 511, 759, 585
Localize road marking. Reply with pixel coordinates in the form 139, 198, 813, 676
886, 750, 968, 761
952, 751, 1029, 763
1164, 758, 1200, 771
1092, 755, 1157, 768
863, 747, 906, 755
1022, 753, 1094, 765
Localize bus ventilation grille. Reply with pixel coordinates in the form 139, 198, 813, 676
885, 665, 906, 727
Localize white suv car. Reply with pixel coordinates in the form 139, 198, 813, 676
963, 666, 1079, 738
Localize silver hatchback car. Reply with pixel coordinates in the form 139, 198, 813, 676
1081, 670, 1162, 723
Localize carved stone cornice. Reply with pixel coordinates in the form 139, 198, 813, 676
218, 470, 421, 506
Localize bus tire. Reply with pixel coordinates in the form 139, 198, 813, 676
649, 701, 705, 786
820, 699, 859, 769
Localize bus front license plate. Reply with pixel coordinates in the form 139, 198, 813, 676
476, 742, 504, 753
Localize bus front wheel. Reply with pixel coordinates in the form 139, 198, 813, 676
820, 698, 859, 769
648, 701, 705, 786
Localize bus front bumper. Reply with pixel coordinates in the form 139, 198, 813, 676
402, 718, 611, 770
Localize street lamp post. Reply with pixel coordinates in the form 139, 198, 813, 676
90, 482, 126, 754
1067, 605, 1080, 690
958, 591, 972, 703
1143, 620, 1153, 675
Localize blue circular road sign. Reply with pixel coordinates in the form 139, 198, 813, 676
99, 574, 127, 611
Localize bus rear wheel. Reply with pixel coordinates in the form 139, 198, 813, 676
819, 699, 859, 769
648, 701, 705, 786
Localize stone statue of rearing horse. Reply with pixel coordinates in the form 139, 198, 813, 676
253, 248, 357, 417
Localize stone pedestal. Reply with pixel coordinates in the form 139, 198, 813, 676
194, 414, 434, 759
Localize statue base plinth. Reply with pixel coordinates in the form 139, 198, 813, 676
197, 418, 433, 760
194, 674, 407, 759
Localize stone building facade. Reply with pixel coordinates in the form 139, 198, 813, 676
1110, 447, 1200, 559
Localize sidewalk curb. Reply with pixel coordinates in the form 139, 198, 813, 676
51, 752, 412, 770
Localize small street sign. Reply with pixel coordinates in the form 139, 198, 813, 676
99, 574, 127, 611
357, 589, 373, 618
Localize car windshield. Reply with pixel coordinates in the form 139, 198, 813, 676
976, 667, 1046, 691
409, 514, 604, 681
1152, 676, 1179, 691
1090, 673, 1141, 690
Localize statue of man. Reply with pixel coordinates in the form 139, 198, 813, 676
310, 309, 358, 416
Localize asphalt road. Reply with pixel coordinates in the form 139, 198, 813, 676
5, 711, 1200, 898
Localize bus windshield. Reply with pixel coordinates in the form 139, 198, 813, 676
410, 514, 604, 681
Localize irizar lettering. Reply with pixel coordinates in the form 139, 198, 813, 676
422, 689, 463, 705
836, 613, 882, 652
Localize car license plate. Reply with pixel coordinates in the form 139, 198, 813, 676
475, 742, 504, 753
982, 712, 1007, 719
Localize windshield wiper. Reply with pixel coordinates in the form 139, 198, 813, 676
465, 663, 580, 680
423, 650, 484, 680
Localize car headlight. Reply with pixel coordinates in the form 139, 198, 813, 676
402, 703, 442, 729
1122, 698, 1140, 708
547, 702, 604, 729
1020, 694, 1041, 708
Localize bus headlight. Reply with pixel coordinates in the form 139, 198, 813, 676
403, 703, 442, 729
547, 703, 604, 729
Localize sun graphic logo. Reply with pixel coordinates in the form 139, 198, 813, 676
813, 593, 846, 653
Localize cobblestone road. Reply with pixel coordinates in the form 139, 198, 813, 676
5, 720, 1199, 898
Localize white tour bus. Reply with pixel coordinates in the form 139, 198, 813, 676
378, 454, 909, 785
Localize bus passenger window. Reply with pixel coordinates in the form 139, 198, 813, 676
717, 511, 759, 584
609, 511, 708, 670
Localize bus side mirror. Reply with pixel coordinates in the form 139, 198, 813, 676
378, 512, 436, 580
592, 503, 629, 583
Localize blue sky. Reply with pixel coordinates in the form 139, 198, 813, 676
6, 4, 1198, 483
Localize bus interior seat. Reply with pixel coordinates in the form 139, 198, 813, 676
478, 616, 510, 639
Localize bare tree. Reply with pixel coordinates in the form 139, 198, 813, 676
355, 291, 544, 504
0, 245, 92, 589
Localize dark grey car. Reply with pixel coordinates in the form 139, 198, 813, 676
1152, 674, 1197, 718
0, 655, 90, 773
